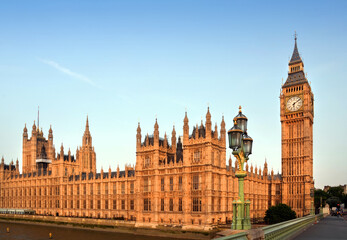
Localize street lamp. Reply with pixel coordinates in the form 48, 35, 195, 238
228, 106, 253, 230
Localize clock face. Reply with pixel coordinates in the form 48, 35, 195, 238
286, 96, 303, 111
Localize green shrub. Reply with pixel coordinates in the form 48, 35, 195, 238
264, 203, 296, 224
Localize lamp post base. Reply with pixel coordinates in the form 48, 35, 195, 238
231, 173, 251, 230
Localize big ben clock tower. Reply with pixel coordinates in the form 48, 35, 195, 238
280, 35, 314, 217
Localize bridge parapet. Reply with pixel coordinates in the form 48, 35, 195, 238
215, 214, 324, 240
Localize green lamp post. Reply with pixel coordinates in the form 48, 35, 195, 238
228, 106, 253, 230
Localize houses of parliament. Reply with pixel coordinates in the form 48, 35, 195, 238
0, 37, 314, 229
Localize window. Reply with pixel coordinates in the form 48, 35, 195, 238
113, 183, 117, 194
90, 184, 93, 195
161, 199, 164, 211
143, 198, 151, 211
83, 200, 86, 209
77, 200, 80, 209
83, 185, 86, 195
113, 200, 117, 210
212, 176, 214, 190
121, 183, 125, 194
178, 176, 182, 191
194, 150, 200, 162
144, 177, 150, 192
276, 184, 281, 195
192, 198, 202, 212
130, 200, 134, 210
130, 183, 134, 194
65, 167, 68, 176
97, 184, 101, 195
161, 178, 165, 191
105, 200, 108, 210
179, 198, 182, 212
105, 184, 108, 195
97, 200, 101, 209
144, 156, 150, 168
71, 200, 73, 209
192, 175, 200, 190
170, 177, 173, 191
169, 199, 173, 211
219, 175, 221, 191
77, 185, 80, 195
121, 200, 125, 210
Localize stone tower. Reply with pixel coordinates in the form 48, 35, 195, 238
280, 35, 314, 217
22, 121, 55, 174
76, 116, 96, 173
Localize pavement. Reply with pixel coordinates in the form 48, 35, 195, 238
294, 216, 347, 240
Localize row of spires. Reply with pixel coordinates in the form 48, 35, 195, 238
23, 121, 53, 139
137, 107, 226, 146
228, 156, 279, 178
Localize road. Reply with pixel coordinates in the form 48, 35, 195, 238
294, 215, 347, 240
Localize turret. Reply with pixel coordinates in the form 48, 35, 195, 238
83, 116, 92, 146
206, 107, 211, 138
68, 148, 71, 161
154, 118, 159, 146
163, 132, 167, 148
220, 115, 226, 142
16, 158, 19, 173
48, 125, 53, 141
60, 143, 64, 160
171, 125, 176, 152
136, 122, 141, 149
23, 124, 28, 140
264, 159, 268, 177
183, 111, 189, 142
32, 121, 37, 137
214, 123, 218, 139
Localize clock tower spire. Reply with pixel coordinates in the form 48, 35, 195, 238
280, 34, 314, 217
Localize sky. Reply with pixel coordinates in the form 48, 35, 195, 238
0, 0, 346, 189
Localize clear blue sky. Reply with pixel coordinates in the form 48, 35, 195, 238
0, 0, 346, 189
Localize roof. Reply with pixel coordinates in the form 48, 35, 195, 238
283, 71, 307, 88
283, 37, 308, 88
289, 38, 302, 64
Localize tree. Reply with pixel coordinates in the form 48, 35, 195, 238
314, 189, 329, 209
326, 196, 341, 208
264, 203, 296, 224
327, 187, 344, 200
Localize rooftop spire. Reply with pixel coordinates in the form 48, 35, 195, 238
37, 106, 40, 130
289, 31, 302, 64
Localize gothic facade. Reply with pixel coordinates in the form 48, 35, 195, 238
0, 37, 313, 229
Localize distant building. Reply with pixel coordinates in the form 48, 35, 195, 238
323, 185, 347, 194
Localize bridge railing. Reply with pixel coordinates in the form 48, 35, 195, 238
215, 214, 323, 240
262, 213, 323, 240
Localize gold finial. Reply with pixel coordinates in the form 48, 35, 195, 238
239, 105, 242, 113
234, 120, 237, 125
